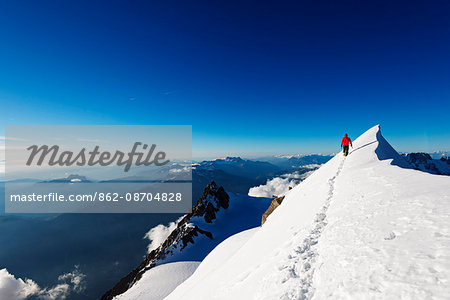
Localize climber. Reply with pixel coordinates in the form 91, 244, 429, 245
341, 133, 352, 157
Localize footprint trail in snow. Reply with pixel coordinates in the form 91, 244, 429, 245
260, 158, 345, 300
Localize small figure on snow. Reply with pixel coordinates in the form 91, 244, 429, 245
341, 133, 352, 156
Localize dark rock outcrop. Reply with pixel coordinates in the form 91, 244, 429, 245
191, 181, 229, 222
261, 196, 285, 225
402, 152, 450, 175
101, 181, 229, 300
440, 156, 450, 164
403, 152, 432, 166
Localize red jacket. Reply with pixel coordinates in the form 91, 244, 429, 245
341, 134, 352, 147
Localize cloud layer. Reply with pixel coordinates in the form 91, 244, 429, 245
248, 168, 318, 198
0, 266, 86, 300
144, 216, 185, 253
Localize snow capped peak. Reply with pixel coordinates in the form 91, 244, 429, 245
353, 123, 379, 141
210, 157, 244, 163
349, 124, 382, 148
342, 124, 410, 169
275, 154, 306, 159
225, 156, 243, 162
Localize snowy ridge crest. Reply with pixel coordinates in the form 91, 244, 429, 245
166, 125, 450, 300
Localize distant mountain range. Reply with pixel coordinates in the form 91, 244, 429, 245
428, 151, 450, 159
255, 154, 332, 170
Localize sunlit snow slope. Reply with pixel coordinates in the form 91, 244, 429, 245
113, 262, 200, 300
166, 125, 450, 300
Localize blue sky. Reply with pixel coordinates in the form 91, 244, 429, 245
0, 1, 449, 158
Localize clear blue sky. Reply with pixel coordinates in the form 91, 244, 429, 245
0, 1, 449, 158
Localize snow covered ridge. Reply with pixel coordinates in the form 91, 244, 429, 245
166, 125, 450, 300
102, 181, 272, 300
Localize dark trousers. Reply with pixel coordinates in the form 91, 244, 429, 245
343, 145, 349, 156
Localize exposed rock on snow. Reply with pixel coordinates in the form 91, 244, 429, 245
192, 181, 229, 223
261, 196, 284, 225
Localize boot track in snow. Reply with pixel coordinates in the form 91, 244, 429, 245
265, 158, 345, 300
